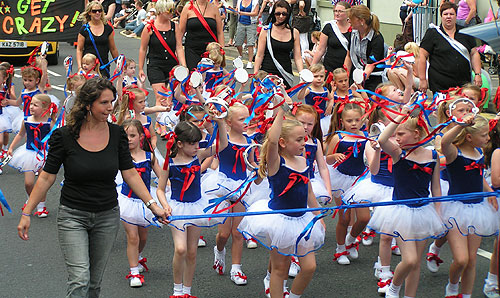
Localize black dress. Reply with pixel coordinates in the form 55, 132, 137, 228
147, 21, 178, 85
184, 17, 218, 70
321, 23, 351, 73
79, 23, 114, 78
261, 26, 294, 89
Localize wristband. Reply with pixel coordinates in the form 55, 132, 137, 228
281, 102, 291, 113
21, 212, 31, 217
145, 199, 156, 208
474, 72, 481, 76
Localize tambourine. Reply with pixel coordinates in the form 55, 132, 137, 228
200, 57, 214, 66
204, 97, 229, 119
174, 66, 189, 82
190, 71, 203, 88
0, 154, 12, 169
264, 75, 283, 87
243, 143, 262, 171
449, 97, 479, 125
369, 122, 386, 137
299, 69, 314, 83
235, 68, 249, 83
353, 69, 364, 84
64, 56, 72, 68
40, 41, 49, 56
116, 54, 125, 71
396, 50, 415, 64
233, 57, 244, 69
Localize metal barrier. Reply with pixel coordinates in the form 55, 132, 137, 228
413, 5, 439, 45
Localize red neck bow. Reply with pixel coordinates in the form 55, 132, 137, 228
232, 145, 247, 173
464, 161, 485, 175
279, 173, 309, 196
179, 165, 201, 201
411, 163, 432, 175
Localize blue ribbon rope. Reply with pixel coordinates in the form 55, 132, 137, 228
0, 189, 11, 214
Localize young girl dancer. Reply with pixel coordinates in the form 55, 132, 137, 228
202, 103, 253, 285
238, 106, 325, 298
123, 58, 143, 89
119, 119, 163, 288
157, 119, 228, 298
368, 106, 446, 298
79, 53, 101, 78
439, 114, 499, 298
0, 64, 16, 155
202, 42, 227, 97
7, 94, 57, 217
297, 64, 333, 134
325, 100, 368, 265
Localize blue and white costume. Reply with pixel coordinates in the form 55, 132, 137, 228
329, 133, 369, 196
238, 157, 325, 256
440, 148, 499, 236
9, 117, 51, 172
305, 87, 331, 134
167, 157, 226, 231
0, 85, 21, 133
343, 151, 394, 204
368, 150, 447, 240
305, 138, 330, 204
118, 151, 158, 227
123, 75, 139, 88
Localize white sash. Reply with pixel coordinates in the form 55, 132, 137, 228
327, 20, 348, 52
429, 23, 470, 64
266, 23, 294, 86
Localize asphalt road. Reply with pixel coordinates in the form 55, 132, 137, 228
0, 30, 497, 298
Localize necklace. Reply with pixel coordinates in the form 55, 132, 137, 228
195, 0, 208, 16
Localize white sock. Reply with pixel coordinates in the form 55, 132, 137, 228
347, 226, 352, 234
37, 202, 45, 211
173, 283, 183, 295
377, 256, 381, 264
462, 295, 471, 298
231, 264, 242, 272
216, 247, 225, 255
387, 283, 401, 296
487, 272, 498, 284
380, 266, 391, 275
283, 279, 287, 288
391, 237, 397, 247
336, 244, 346, 253
288, 293, 301, 298
265, 271, 271, 280
446, 281, 459, 294
430, 242, 441, 255
130, 266, 139, 275
183, 285, 191, 295
138, 253, 143, 261
345, 234, 357, 246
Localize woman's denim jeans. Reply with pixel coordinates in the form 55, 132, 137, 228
57, 204, 120, 298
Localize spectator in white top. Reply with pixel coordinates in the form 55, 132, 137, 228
124, 0, 147, 34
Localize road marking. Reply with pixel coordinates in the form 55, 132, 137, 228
46, 69, 61, 77
478, 248, 492, 260
50, 85, 65, 92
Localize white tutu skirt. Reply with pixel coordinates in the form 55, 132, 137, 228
10, 110, 23, 135
201, 169, 253, 206
440, 200, 500, 237
440, 179, 449, 196
238, 200, 325, 257
368, 203, 447, 241
343, 179, 393, 204
245, 178, 271, 206
118, 187, 160, 228
8, 146, 45, 172
310, 176, 331, 204
156, 110, 178, 131
329, 167, 369, 197
0, 113, 11, 133
167, 190, 228, 231
320, 115, 332, 137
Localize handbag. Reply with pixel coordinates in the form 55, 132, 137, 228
474, 14, 482, 24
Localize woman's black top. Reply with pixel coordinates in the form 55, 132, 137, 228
44, 123, 134, 212
184, 17, 218, 70
79, 23, 114, 76
321, 23, 351, 72
420, 24, 476, 93
147, 21, 178, 68
261, 26, 294, 88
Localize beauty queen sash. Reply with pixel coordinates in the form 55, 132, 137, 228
429, 24, 470, 66
266, 23, 294, 86
327, 20, 348, 51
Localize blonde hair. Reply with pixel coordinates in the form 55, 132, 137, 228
375, 82, 396, 97
400, 115, 427, 140
116, 87, 146, 125
348, 5, 380, 33
66, 74, 86, 92
258, 119, 304, 178
461, 83, 481, 102
155, 0, 175, 14
21, 66, 41, 80
82, 53, 101, 75
309, 63, 325, 74
32, 94, 58, 122
79, 1, 106, 24
253, 70, 268, 81
453, 115, 489, 146
227, 102, 248, 120
206, 42, 225, 67
332, 67, 348, 81
311, 31, 321, 41
404, 42, 420, 58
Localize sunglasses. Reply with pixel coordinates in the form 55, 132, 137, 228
274, 12, 288, 17
91, 9, 103, 13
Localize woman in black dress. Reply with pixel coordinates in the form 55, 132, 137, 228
77, 1, 119, 79
312, 1, 351, 73
177, 0, 225, 70
253, 0, 303, 89
139, 0, 181, 106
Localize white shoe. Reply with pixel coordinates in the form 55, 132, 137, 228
361, 228, 375, 246
374, 261, 381, 279
377, 271, 393, 295
127, 273, 143, 287
334, 251, 350, 265
230, 269, 248, 285
246, 62, 253, 69
445, 283, 460, 297
34, 207, 49, 218
213, 246, 226, 275
385, 293, 398, 298
484, 280, 500, 298
198, 236, 206, 247
0, 168, 2, 175
288, 257, 300, 277
346, 242, 359, 259
426, 252, 442, 273
138, 257, 148, 272
246, 238, 257, 249
264, 277, 271, 298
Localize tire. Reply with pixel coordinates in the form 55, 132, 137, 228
47, 49, 59, 65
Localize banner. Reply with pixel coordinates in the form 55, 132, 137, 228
0, 0, 84, 42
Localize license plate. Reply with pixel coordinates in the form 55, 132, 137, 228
0, 41, 27, 48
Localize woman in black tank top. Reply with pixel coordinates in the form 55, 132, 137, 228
254, 0, 303, 89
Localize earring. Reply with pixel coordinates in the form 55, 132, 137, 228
87, 109, 92, 121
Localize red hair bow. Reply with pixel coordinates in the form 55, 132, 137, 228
163, 132, 178, 170
123, 89, 136, 110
